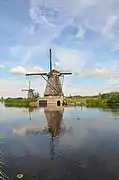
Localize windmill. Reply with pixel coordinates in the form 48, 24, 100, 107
26, 49, 72, 106
22, 81, 35, 98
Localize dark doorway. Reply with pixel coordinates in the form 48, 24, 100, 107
57, 100, 61, 106
39, 100, 47, 107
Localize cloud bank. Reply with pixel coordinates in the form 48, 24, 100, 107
0, 0, 119, 97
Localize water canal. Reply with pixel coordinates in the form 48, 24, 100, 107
1, 103, 119, 180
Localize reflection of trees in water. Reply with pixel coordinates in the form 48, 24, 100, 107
101, 108, 119, 115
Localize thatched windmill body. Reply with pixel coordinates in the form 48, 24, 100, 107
22, 81, 34, 98
26, 49, 72, 107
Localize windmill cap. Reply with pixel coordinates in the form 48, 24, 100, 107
48, 69, 60, 76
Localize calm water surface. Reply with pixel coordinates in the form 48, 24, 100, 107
1, 103, 119, 179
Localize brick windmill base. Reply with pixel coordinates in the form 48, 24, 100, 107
44, 96, 64, 107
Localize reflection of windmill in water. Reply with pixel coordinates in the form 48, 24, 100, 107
26, 49, 72, 107
22, 81, 35, 98
28, 107, 35, 120
44, 107, 64, 160
44, 107, 64, 138
44, 107, 73, 160
20, 107, 73, 160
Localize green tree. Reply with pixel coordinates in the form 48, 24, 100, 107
0, 97, 3, 101
34, 92, 40, 99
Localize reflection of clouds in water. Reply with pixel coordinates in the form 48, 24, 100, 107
0, 107, 47, 137
60, 108, 119, 161
83, 128, 119, 166
0, 107, 26, 123
2, 108, 74, 162
0, 106, 45, 123
1, 106, 119, 179
0, 108, 63, 158
0, 124, 13, 139
62, 113, 119, 174
8, 136, 47, 157
13, 124, 47, 136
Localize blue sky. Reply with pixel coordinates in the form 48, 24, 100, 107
0, 0, 119, 97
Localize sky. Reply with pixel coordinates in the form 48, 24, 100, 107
1, 0, 119, 97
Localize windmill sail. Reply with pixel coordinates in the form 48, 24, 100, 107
50, 49, 52, 71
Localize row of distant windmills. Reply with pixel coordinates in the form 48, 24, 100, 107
22, 49, 72, 107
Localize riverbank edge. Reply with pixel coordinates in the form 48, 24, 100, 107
3, 92, 119, 108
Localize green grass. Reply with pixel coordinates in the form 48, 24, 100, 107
66, 92, 119, 108
4, 97, 37, 107
3, 92, 119, 108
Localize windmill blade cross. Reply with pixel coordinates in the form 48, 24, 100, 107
60, 72, 72, 75
26, 73, 48, 76
50, 49, 52, 71
22, 89, 29, 91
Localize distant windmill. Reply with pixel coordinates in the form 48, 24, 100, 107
22, 81, 35, 98
26, 49, 72, 106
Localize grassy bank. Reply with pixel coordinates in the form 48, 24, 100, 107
66, 92, 119, 108
3, 92, 119, 108
4, 97, 37, 107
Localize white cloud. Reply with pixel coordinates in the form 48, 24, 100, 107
2, 0, 119, 98
111, 44, 119, 51
0, 77, 45, 98
22, 52, 31, 64
76, 26, 85, 39
105, 75, 119, 93
29, 0, 56, 27
79, 67, 113, 77
0, 64, 5, 69
11, 66, 27, 75
63, 81, 117, 96
102, 16, 119, 38
11, 66, 45, 75
10, 45, 36, 62
29, 0, 119, 33
32, 66, 45, 72
0, 73, 119, 98
9, 44, 47, 65
29, 25, 35, 35
10, 45, 31, 65
12, 0, 119, 51
54, 46, 90, 72
20, 24, 36, 37
30, 10, 56, 27
29, 0, 104, 19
